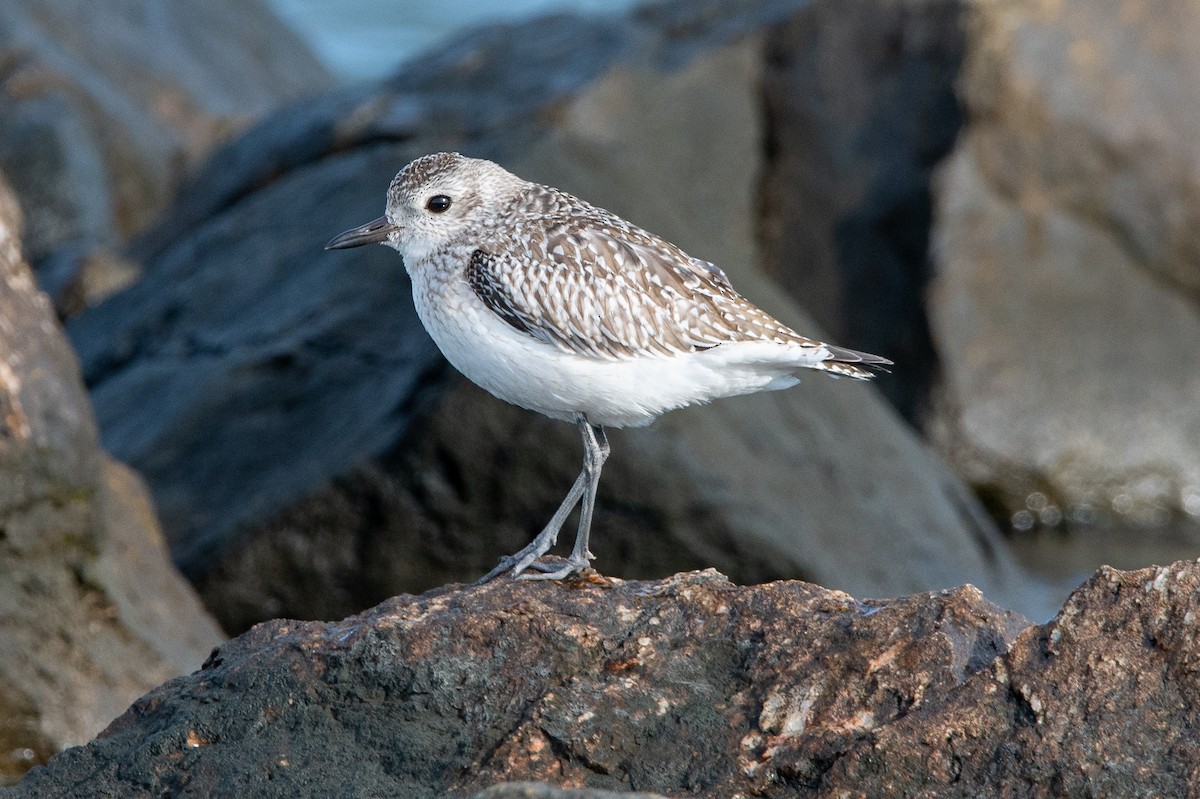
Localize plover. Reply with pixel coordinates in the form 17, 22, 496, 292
327, 152, 891, 583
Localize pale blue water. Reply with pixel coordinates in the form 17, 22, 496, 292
267, 0, 655, 81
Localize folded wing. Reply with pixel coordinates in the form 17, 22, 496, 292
469, 215, 842, 364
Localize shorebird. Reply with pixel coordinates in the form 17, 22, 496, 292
326, 152, 891, 583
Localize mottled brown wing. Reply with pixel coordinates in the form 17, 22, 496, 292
469, 216, 822, 361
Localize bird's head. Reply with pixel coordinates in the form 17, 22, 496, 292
325, 152, 525, 263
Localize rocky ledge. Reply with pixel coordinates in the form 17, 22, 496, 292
8, 559, 1200, 798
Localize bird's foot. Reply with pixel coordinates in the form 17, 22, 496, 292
517, 555, 592, 581
515, 560, 559, 573
473, 554, 579, 585
474, 543, 560, 585
473, 558, 515, 586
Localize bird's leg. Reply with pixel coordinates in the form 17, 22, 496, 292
521, 416, 609, 581
473, 467, 587, 585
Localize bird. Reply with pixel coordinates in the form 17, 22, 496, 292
326, 152, 891, 584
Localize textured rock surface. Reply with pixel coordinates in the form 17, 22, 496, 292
70, 0, 1049, 633
0, 176, 224, 785
925, 0, 1200, 558
11, 560, 1200, 798
469, 786, 669, 799
827, 559, 1200, 796
3, 570, 1030, 798
0, 0, 330, 304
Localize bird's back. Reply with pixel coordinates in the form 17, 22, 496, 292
472, 183, 889, 379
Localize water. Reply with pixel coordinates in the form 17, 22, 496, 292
267, 0, 655, 81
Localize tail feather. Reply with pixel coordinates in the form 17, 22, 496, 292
819, 344, 893, 380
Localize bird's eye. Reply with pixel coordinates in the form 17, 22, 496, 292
426, 195, 452, 213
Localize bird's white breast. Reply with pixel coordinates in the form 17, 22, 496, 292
408, 255, 805, 428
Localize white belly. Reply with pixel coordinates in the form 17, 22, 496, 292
411, 277, 803, 428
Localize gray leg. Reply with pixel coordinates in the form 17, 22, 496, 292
473, 468, 586, 584
474, 413, 609, 585
520, 416, 609, 581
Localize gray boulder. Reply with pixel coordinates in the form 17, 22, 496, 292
0, 0, 331, 307
925, 0, 1200, 564
0, 175, 223, 786
756, 0, 967, 421
742, 0, 1200, 579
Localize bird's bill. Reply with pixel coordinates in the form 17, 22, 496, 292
324, 216, 396, 250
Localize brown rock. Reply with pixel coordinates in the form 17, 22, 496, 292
11, 561, 1200, 797
925, 0, 1200, 567
4, 570, 1028, 797
0, 175, 223, 786
829, 559, 1200, 796
469, 785, 669, 799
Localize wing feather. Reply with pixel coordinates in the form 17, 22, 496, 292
470, 213, 827, 362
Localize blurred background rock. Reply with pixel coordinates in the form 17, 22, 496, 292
0, 0, 332, 312
2, 0, 1199, 784
0, 170, 221, 785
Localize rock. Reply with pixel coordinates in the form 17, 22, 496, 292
469, 785, 669, 799
745, 0, 1200, 578
0, 175, 224, 786
757, 0, 967, 421
12, 561, 1200, 797
70, 0, 1051, 633
2, 570, 1032, 798
0, 0, 331, 305
827, 559, 1200, 796
924, 0, 1200, 564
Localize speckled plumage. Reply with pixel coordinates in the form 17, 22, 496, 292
327, 152, 892, 582
402, 154, 887, 372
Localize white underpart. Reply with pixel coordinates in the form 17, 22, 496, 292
412, 274, 828, 428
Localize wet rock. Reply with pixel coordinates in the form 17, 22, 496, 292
0, 175, 223, 785
925, 0, 1200, 561
0, 0, 331, 305
2, 570, 1031, 798
70, 0, 1049, 632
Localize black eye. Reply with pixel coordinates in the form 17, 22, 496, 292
426, 194, 452, 213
